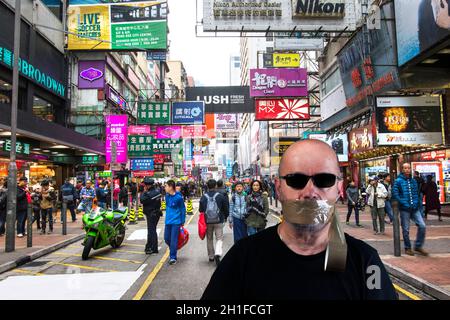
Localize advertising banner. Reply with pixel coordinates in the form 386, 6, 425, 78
250, 68, 308, 97
137, 102, 171, 124
172, 101, 205, 125
273, 53, 301, 68
127, 135, 153, 157
255, 98, 310, 120
348, 126, 374, 154
326, 133, 349, 162
152, 139, 183, 154
376, 96, 443, 145
395, 0, 450, 66
215, 114, 238, 131
146, 50, 167, 61
105, 115, 127, 163
274, 38, 324, 51
184, 139, 193, 161
156, 126, 182, 139
186, 86, 254, 113
106, 85, 128, 110
78, 60, 105, 89
68, 1, 167, 50
130, 158, 154, 171
270, 137, 300, 165
128, 125, 151, 135
182, 125, 207, 138
412, 161, 445, 203
132, 170, 155, 178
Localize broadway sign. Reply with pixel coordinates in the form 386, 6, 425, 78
255, 98, 310, 121
186, 86, 254, 113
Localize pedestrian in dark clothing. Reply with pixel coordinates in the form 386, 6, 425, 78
216, 180, 228, 198
140, 178, 162, 255
40, 180, 56, 235
346, 181, 362, 227
119, 185, 128, 207
0, 180, 7, 236
31, 187, 41, 230
61, 179, 78, 222
245, 180, 269, 236
96, 182, 108, 209
414, 171, 425, 217
16, 177, 30, 237
422, 175, 442, 221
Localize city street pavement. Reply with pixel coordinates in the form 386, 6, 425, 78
270, 201, 450, 299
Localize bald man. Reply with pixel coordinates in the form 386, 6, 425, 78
202, 140, 397, 300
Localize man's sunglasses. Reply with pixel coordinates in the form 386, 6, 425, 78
279, 173, 342, 190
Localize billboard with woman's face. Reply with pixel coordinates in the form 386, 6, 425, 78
395, 0, 450, 66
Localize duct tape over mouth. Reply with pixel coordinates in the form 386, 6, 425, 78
281, 200, 347, 272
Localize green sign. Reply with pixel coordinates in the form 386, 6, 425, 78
152, 139, 182, 154
138, 102, 171, 124
128, 135, 153, 157
111, 21, 167, 50
82, 155, 99, 165
0, 46, 66, 98
98, 171, 112, 178
2, 139, 30, 155
53, 156, 76, 164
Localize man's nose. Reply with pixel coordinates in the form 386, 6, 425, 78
296, 179, 319, 200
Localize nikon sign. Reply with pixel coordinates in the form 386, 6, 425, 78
203, 0, 356, 32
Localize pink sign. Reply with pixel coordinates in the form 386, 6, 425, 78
156, 126, 181, 139
182, 125, 207, 138
250, 68, 308, 97
105, 115, 128, 163
128, 125, 151, 135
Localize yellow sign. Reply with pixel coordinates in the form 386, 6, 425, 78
68, 5, 111, 50
273, 53, 300, 68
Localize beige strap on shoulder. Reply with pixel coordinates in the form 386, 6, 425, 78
324, 206, 348, 272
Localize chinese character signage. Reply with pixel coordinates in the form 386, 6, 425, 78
215, 114, 238, 131
138, 102, 171, 124
106, 85, 128, 110
270, 138, 300, 165
152, 139, 182, 154
128, 125, 151, 135
250, 68, 308, 97
156, 126, 182, 139
68, 1, 167, 50
131, 158, 154, 171
128, 135, 153, 157
78, 60, 105, 89
147, 51, 167, 61
132, 170, 155, 178
182, 125, 207, 138
255, 98, 310, 121
172, 102, 205, 125
2, 140, 31, 155
348, 125, 374, 154
105, 115, 128, 163
82, 155, 99, 164
273, 53, 300, 68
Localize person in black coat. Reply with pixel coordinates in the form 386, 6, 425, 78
140, 178, 162, 255
16, 177, 29, 237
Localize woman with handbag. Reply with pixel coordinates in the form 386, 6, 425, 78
245, 180, 269, 236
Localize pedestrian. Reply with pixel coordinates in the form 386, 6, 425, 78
140, 177, 162, 255
366, 177, 388, 235
345, 180, 363, 227
77, 180, 95, 213
119, 184, 129, 207
0, 179, 7, 236
201, 139, 397, 300
414, 171, 425, 217
380, 173, 394, 224
216, 180, 228, 198
422, 175, 442, 221
30, 186, 41, 230
229, 181, 248, 243
113, 183, 120, 210
245, 180, 269, 236
393, 163, 428, 256
40, 179, 56, 235
199, 179, 229, 266
61, 179, 78, 222
16, 177, 30, 238
164, 180, 186, 265
95, 181, 108, 210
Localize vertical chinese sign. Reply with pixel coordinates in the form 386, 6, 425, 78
105, 115, 128, 163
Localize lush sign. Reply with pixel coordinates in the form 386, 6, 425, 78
138, 102, 171, 124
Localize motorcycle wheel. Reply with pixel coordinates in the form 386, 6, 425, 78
82, 236, 95, 260
110, 225, 125, 248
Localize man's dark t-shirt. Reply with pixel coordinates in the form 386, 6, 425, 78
201, 225, 398, 300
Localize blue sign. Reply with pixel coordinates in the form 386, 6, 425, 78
147, 51, 167, 61
172, 102, 205, 125
184, 139, 193, 161
131, 158, 154, 171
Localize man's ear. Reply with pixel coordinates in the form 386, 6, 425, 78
275, 177, 282, 200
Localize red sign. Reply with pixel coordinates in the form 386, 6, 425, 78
182, 125, 207, 138
132, 170, 154, 177
420, 151, 446, 161
255, 98, 310, 121
154, 154, 165, 164
128, 125, 151, 135
348, 125, 374, 154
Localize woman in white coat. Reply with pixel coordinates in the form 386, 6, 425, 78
366, 176, 388, 235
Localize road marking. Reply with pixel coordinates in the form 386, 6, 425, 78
271, 214, 282, 222
52, 252, 143, 264
393, 284, 421, 300
133, 212, 197, 300
112, 249, 147, 255
122, 243, 146, 248
12, 269, 44, 276
127, 228, 161, 240
49, 262, 118, 273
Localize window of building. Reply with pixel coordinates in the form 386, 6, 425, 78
0, 78, 11, 104
321, 68, 342, 97
33, 96, 55, 122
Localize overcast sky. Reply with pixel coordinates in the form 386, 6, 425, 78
167, 0, 240, 86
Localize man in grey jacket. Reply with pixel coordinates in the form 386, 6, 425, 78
346, 181, 363, 227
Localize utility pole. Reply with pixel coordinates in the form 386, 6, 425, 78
5, 0, 22, 252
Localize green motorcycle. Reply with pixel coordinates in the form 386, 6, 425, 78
81, 206, 128, 260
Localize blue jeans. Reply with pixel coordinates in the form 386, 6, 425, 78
247, 226, 264, 236
16, 210, 27, 234
164, 224, 180, 261
384, 200, 393, 222
232, 216, 247, 243
418, 193, 424, 217
400, 208, 426, 250
97, 202, 106, 210
346, 203, 359, 224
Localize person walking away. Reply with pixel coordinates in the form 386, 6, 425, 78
216, 180, 228, 198
129, 181, 138, 206
346, 181, 363, 227
31, 186, 41, 230
61, 179, 78, 222
380, 173, 394, 224
229, 181, 248, 243
119, 184, 129, 207
95, 181, 108, 210
0, 179, 7, 236
245, 180, 269, 236
78, 180, 95, 213
366, 177, 388, 235
113, 183, 120, 210
16, 177, 30, 238
422, 175, 442, 221
164, 180, 186, 265
140, 178, 162, 255
200, 179, 229, 266
40, 180, 56, 235
414, 171, 425, 217
393, 163, 428, 256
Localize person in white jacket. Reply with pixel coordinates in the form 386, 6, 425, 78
366, 176, 388, 235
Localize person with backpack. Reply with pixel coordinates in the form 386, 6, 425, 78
199, 179, 229, 266
0, 179, 7, 236
228, 181, 248, 243
245, 180, 269, 236
164, 180, 186, 265
40, 179, 56, 235
61, 179, 78, 222
30, 186, 42, 230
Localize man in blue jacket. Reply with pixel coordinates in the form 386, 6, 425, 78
164, 180, 186, 265
392, 163, 428, 256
